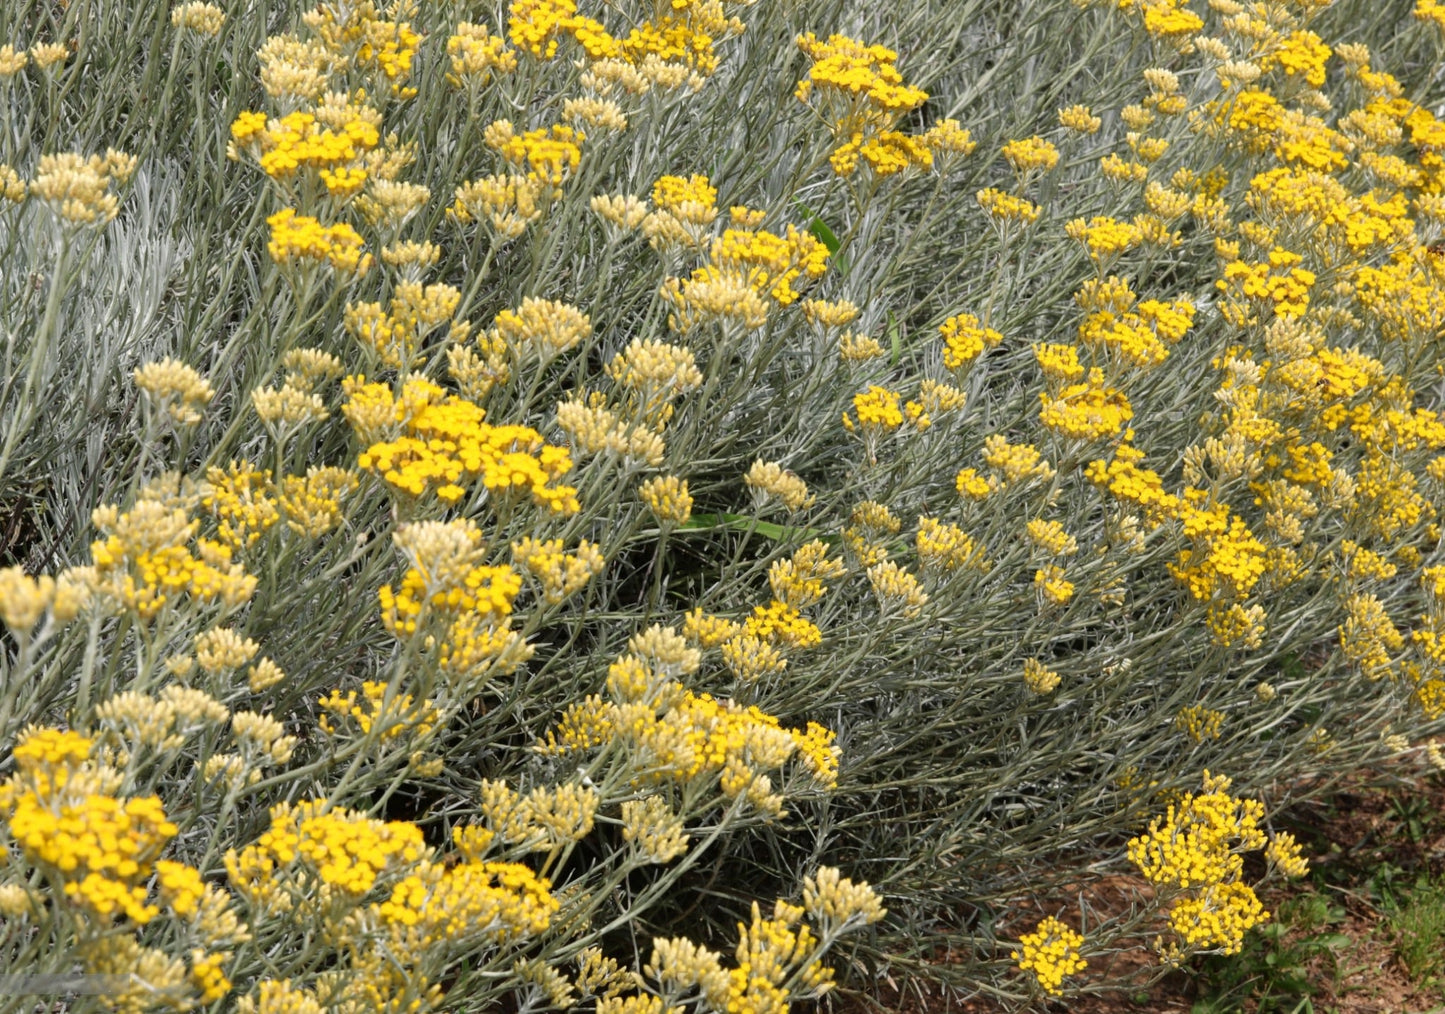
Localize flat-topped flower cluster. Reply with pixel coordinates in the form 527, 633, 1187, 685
1, 0, 1444, 1006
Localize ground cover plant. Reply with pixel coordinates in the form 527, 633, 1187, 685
3, 0, 1445, 1009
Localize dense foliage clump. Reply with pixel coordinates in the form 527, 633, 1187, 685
2, 0, 1445, 1008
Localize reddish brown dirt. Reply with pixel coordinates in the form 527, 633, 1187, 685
836, 767, 1445, 1013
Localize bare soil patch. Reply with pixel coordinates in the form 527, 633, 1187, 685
838, 767, 1445, 1013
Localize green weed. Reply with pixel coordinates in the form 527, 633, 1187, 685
1191, 893, 1349, 1014
1390, 877, 1445, 986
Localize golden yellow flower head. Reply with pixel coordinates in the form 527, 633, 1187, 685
1012, 916, 1086, 996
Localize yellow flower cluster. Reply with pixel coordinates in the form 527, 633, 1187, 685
1134, 0, 1203, 44
639, 474, 693, 525
1022, 658, 1062, 695
793, 31, 928, 112
488, 120, 586, 185
982, 434, 1055, 488
377, 859, 559, 941
620, 1, 745, 79
663, 218, 829, 331
345, 280, 463, 369
1067, 215, 1142, 264
508, 0, 749, 91
769, 541, 849, 612
793, 33, 932, 177
1025, 519, 1078, 557
554, 337, 701, 466
938, 312, 1003, 370
278, 466, 359, 537
642, 173, 719, 246
1218, 247, 1316, 321
605, 338, 703, 425
1, 730, 175, 925
711, 225, 830, 306
721, 899, 835, 1012
867, 560, 929, 618
640, 875, 881, 1014
1259, 30, 1331, 88
843, 385, 903, 433
319, 679, 440, 742
171, 1, 226, 35
1072, 277, 1196, 370
234, 800, 426, 897
1002, 135, 1060, 175
89, 500, 257, 621
225, 794, 561, 1008
542, 624, 840, 802
1059, 104, 1102, 133
267, 208, 373, 276
1012, 915, 1086, 996
446, 22, 518, 87
203, 461, 279, 550
26, 150, 136, 228
1, 729, 248, 1007
375, 518, 536, 679
697, 542, 843, 681
508, 0, 587, 59
1128, 772, 1304, 956
976, 187, 1041, 231
916, 516, 989, 575
1174, 704, 1226, 743
451, 172, 552, 239
1039, 368, 1134, 441
0, 567, 58, 636
1034, 565, 1075, 607
513, 536, 606, 604
134, 358, 215, 427
743, 461, 813, 512
350, 377, 579, 510
231, 110, 380, 182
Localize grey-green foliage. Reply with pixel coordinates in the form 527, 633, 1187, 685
2, 0, 1445, 1005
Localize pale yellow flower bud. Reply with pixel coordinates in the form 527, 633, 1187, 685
803, 866, 886, 928
194, 627, 260, 674
135, 358, 214, 425
639, 475, 693, 525
248, 657, 286, 693
172, 2, 226, 35
0, 567, 54, 634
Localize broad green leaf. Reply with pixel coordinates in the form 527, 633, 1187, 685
794, 201, 851, 277
676, 512, 834, 543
